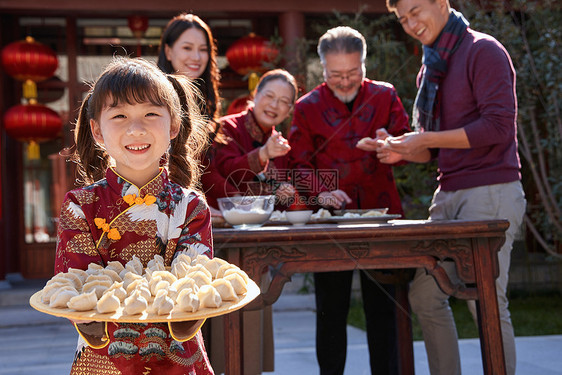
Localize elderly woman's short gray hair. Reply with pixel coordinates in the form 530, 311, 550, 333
317, 26, 367, 65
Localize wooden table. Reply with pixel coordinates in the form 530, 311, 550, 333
213, 219, 508, 375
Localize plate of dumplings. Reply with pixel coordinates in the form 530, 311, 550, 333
29, 254, 259, 322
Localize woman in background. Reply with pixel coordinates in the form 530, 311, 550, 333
158, 13, 237, 211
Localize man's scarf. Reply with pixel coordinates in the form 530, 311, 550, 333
412, 10, 469, 132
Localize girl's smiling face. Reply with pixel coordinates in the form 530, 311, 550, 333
164, 27, 209, 79
90, 99, 179, 187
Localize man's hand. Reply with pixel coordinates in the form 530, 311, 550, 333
318, 189, 352, 209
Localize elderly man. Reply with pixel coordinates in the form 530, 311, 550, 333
374, 1, 527, 374
288, 26, 411, 375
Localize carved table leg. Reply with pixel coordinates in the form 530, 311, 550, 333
473, 237, 506, 375
395, 283, 414, 375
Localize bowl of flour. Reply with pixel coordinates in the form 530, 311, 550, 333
217, 195, 275, 229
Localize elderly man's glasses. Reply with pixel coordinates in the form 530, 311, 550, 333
325, 67, 363, 82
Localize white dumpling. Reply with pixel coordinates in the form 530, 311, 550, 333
171, 277, 199, 294
96, 289, 121, 314
136, 285, 152, 301
85, 274, 113, 285
203, 258, 225, 279
49, 287, 79, 308
171, 252, 192, 268
42, 283, 75, 304
224, 273, 248, 295
171, 261, 191, 279
67, 268, 89, 284
126, 278, 149, 295
105, 260, 125, 275
223, 268, 250, 284
123, 289, 148, 315
50, 272, 82, 290
124, 255, 144, 275
150, 271, 177, 285
189, 271, 212, 288
86, 263, 104, 275
211, 278, 238, 301
147, 255, 165, 272
216, 263, 240, 279
99, 268, 121, 283
176, 288, 200, 312
151, 289, 174, 316
122, 272, 143, 290
187, 264, 212, 279
191, 254, 210, 267
67, 290, 98, 311
197, 285, 222, 309
82, 280, 111, 299
106, 281, 127, 302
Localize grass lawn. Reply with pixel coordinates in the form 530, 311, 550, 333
348, 290, 562, 340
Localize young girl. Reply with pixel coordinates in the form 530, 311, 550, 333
54, 57, 214, 374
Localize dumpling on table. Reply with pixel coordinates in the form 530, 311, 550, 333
176, 288, 200, 313
67, 290, 97, 311
96, 289, 121, 314
123, 289, 148, 315
197, 285, 221, 309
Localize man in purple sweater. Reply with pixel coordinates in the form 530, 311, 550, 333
369, 0, 526, 374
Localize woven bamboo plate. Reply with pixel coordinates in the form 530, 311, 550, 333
29, 279, 259, 323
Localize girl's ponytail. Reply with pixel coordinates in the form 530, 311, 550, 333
72, 92, 109, 186
166, 75, 208, 189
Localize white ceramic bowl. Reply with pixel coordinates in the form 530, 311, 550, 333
285, 210, 313, 226
217, 195, 275, 228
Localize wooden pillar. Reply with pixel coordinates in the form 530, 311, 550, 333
279, 11, 306, 90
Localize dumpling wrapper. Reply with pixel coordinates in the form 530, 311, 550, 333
86, 263, 104, 275
105, 260, 125, 275
96, 289, 121, 314
176, 288, 200, 313
224, 273, 248, 295
85, 274, 113, 285
216, 263, 240, 279
147, 255, 166, 272
106, 281, 127, 302
67, 290, 98, 311
122, 272, 143, 290
188, 271, 212, 288
123, 255, 143, 275
42, 283, 76, 304
171, 277, 199, 294
67, 268, 89, 284
191, 254, 210, 267
50, 272, 82, 290
49, 288, 79, 308
99, 268, 121, 283
223, 268, 250, 284
151, 280, 170, 297
150, 271, 177, 285
197, 285, 222, 309
151, 289, 174, 316
171, 252, 192, 268
126, 278, 149, 295
211, 278, 238, 301
123, 289, 148, 315
204, 258, 228, 279
171, 261, 191, 279
82, 280, 111, 299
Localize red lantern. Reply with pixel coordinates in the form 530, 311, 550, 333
226, 33, 279, 76
3, 103, 62, 159
1, 36, 58, 83
128, 15, 149, 39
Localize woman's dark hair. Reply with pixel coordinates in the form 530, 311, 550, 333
73, 57, 207, 189
157, 13, 221, 125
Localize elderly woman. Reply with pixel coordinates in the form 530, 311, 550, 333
202, 69, 299, 207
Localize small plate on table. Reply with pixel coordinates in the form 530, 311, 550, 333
319, 208, 400, 224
